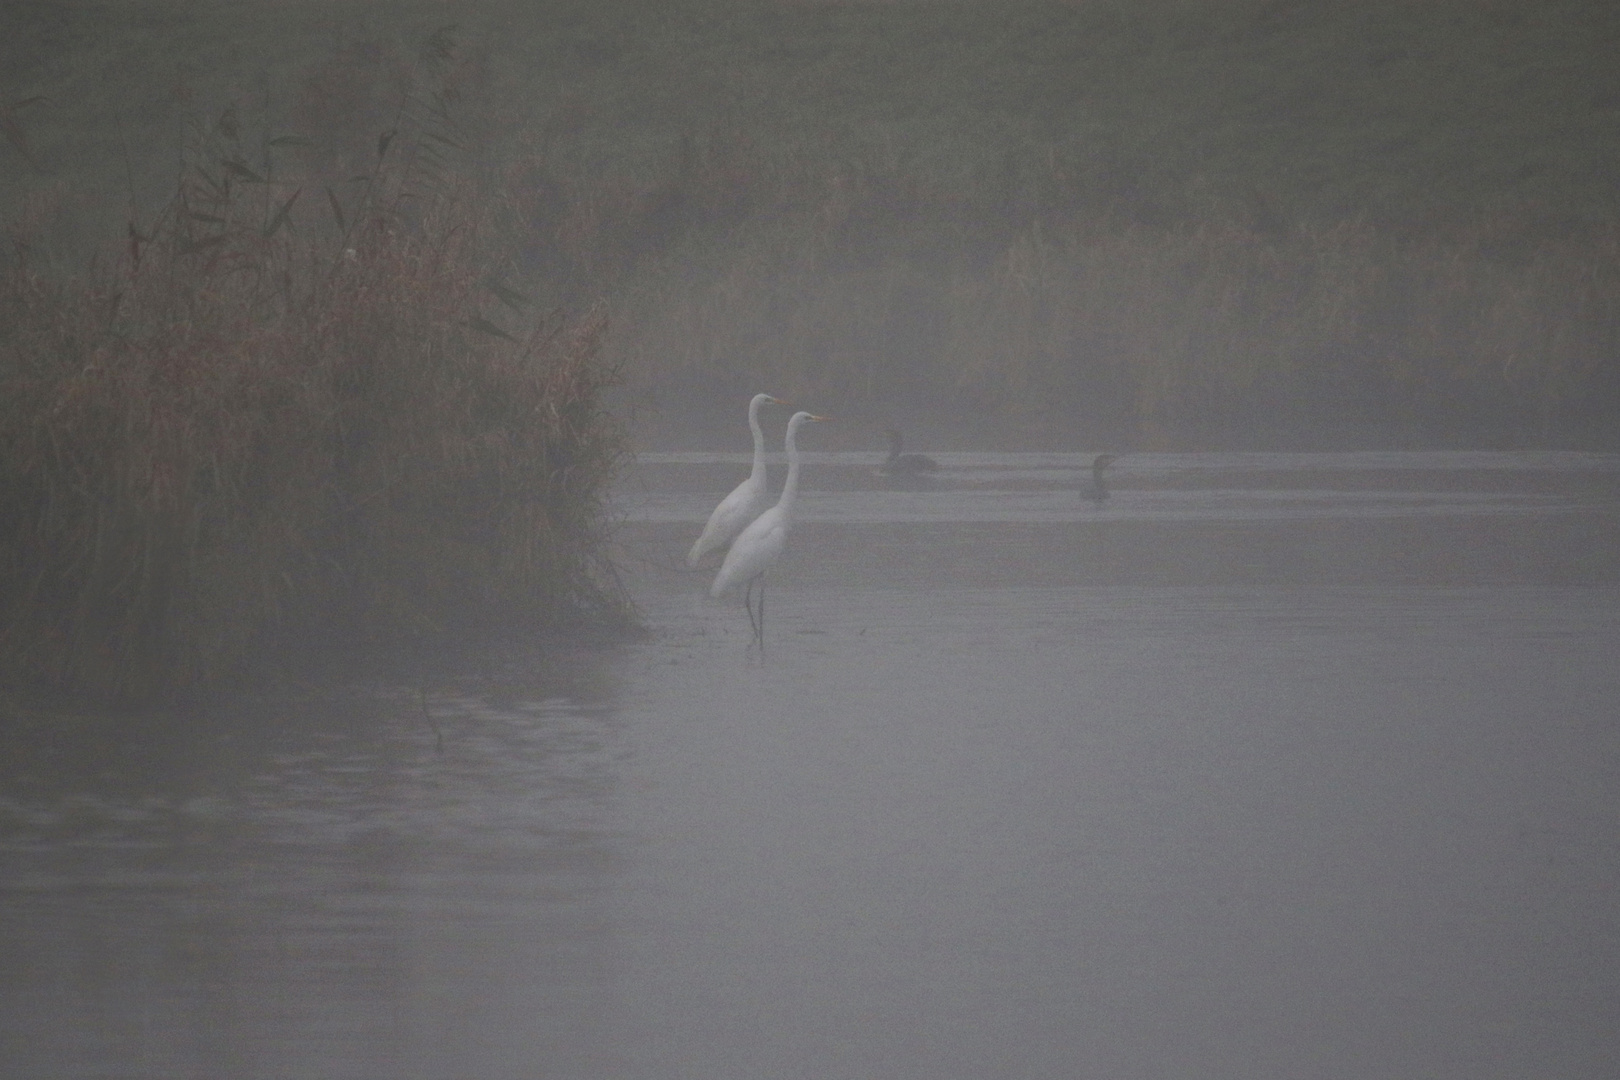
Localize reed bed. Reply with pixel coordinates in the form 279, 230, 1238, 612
0, 32, 629, 704
7, 1, 1616, 450
594, 147, 1620, 446
939, 213, 1620, 443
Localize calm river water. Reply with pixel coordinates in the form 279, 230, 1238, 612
3, 451, 1619, 1079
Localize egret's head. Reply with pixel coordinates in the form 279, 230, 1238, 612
790, 411, 832, 429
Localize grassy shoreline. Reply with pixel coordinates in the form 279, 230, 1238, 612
2, 1, 1616, 698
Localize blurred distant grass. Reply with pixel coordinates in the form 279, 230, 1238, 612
4, 0, 1619, 457
607, 210, 1620, 448
8, 0, 1618, 249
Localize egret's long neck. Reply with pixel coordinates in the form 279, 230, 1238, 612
778, 421, 805, 515
747, 398, 768, 481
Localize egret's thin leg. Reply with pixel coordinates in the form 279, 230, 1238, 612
744, 577, 759, 638
747, 575, 765, 646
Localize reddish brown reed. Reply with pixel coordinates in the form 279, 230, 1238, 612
0, 51, 628, 705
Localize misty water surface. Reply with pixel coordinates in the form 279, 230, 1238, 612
3, 451, 1618, 1079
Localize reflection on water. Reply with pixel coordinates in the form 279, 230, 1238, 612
3, 452, 1619, 1078
621, 449, 1618, 524
0, 658, 629, 1079
631, 484, 1575, 524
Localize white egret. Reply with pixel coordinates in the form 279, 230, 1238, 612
711, 410, 831, 644
1080, 453, 1118, 504
875, 427, 939, 477
686, 393, 789, 567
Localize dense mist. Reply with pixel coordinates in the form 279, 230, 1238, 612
4, 5, 1620, 1077
4, 0, 1618, 451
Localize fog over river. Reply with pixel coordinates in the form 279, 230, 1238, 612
3, 450, 1618, 1079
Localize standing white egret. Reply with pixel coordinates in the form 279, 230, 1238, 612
875, 427, 939, 477
686, 393, 790, 567
711, 410, 831, 644
1080, 453, 1118, 504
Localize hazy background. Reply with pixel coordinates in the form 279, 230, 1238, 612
4, 0, 1618, 452
4, 7, 1620, 1075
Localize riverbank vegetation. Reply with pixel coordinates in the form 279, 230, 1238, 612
2, 0, 1617, 697
6, 0, 1617, 448
521, 0, 1620, 447
1, 24, 628, 703
607, 194, 1619, 448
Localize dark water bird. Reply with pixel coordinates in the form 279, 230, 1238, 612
712, 411, 831, 645
1080, 453, 1118, 504
876, 427, 940, 478
687, 393, 789, 567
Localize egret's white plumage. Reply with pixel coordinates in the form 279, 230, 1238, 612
711, 410, 830, 642
686, 393, 788, 567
